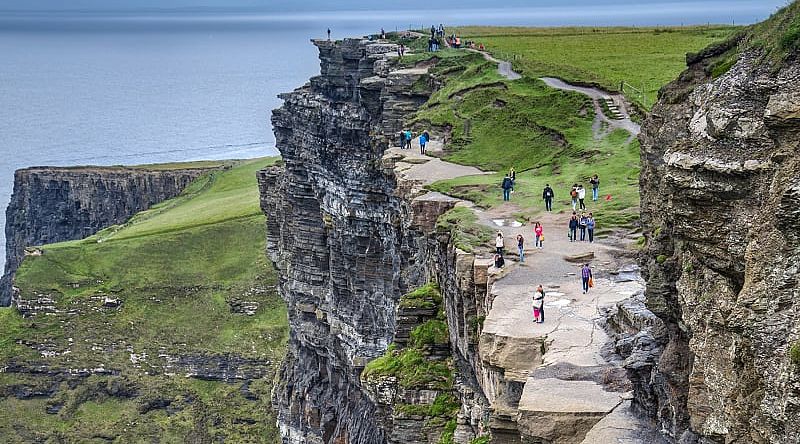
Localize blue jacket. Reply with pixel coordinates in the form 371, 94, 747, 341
502, 177, 513, 190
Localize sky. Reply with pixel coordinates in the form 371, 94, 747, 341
1, 0, 791, 13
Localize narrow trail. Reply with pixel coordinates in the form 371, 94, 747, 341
540, 77, 641, 140
466, 48, 522, 80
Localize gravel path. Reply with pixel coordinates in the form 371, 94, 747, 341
540, 77, 641, 139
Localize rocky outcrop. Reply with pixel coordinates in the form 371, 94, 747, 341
1, 166, 213, 306
258, 39, 437, 444
639, 7, 800, 442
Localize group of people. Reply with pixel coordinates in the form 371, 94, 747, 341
499, 172, 601, 214
493, 220, 544, 267
568, 211, 596, 243
399, 129, 431, 154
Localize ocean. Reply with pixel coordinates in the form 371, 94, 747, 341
0, 1, 785, 264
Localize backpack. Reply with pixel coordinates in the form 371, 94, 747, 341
570, 189, 578, 198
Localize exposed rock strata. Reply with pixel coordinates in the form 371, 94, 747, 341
1, 166, 213, 306
639, 28, 800, 443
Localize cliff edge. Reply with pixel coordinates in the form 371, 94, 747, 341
639, 4, 800, 442
1, 165, 214, 306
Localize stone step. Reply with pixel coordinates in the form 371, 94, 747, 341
516, 378, 624, 444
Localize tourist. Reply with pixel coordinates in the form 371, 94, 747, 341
587, 213, 596, 243
399, 130, 407, 148
495, 231, 505, 255
581, 263, 593, 294
533, 285, 545, 323
431, 25, 436, 38
494, 253, 505, 269
501, 175, 513, 201
570, 184, 578, 210
590, 174, 600, 201
405, 130, 413, 149
579, 212, 588, 241
419, 132, 428, 155
534, 222, 543, 249
381, 28, 386, 39
327, 29, 331, 41
578, 184, 586, 210
516, 234, 524, 263
542, 184, 554, 212
568, 214, 578, 242
509, 167, 516, 191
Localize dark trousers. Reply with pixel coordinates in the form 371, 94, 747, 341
420, 143, 426, 155
503, 189, 511, 201
588, 229, 594, 243
582, 277, 590, 292
496, 247, 503, 255
579, 199, 586, 210
580, 227, 586, 241
569, 227, 576, 241
544, 198, 552, 211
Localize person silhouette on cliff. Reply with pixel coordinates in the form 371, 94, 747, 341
327, 29, 331, 41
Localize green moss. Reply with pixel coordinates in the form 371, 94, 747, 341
656, 254, 668, 264
709, 51, 739, 78
790, 342, 800, 367
438, 419, 458, 444
435, 207, 495, 253
410, 320, 450, 348
471, 435, 491, 444
399, 282, 443, 309
363, 347, 453, 390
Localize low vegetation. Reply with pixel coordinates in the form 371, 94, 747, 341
435, 206, 495, 252
0, 158, 288, 442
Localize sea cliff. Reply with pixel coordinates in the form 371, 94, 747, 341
1, 165, 213, 306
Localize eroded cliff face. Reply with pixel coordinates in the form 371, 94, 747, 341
1, 166, 212, 306
258, 39, 437, 443
639, 24, 800, 443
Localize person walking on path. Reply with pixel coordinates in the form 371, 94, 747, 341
581, 263, 593, 294
578, 184, 587, 210
419, 132, 428, 155
587, 213, 596, 243
542, 184, 554, 212
570, 185, 578, 210
399, 130, 407, 149
579, 212, 588, 242
404, 130, 413, 149
495, 231, 505, 255
509, 167, 516, 191
590, 175, 600, 201
534, 222, 544, 249
501, 175, 513, 201
568, 213, 578, 242
516, 234, 525, 263
533, 285, 545, 323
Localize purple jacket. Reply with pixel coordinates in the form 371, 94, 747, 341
581, 267, 592, 279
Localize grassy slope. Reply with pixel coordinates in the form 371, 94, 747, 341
457, 26, 738, 107
0, 158, 287, 443
403, 26, 733, 231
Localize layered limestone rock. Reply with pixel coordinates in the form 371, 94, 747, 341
1, 166, 213, 306
639, 15, 800, 443
258, 39, 438, 444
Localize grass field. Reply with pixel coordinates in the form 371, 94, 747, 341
0, 158, 287, 443
456, 26, 738, 108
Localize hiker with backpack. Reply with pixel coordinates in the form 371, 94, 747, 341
405, 130, 413, 149
501, 175, 513, 201
542, 184, 554, 212
533, 285, 545, 323
516, 234, 525, 263
419, 131, 429, 155
581, 263, 593, 294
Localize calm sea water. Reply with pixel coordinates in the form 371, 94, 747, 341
0, 1, 784, 264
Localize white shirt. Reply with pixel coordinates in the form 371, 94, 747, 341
578, 188, 586, 199
495, 236, 504, 248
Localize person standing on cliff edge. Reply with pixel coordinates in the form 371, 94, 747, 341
327, 29, 331, 41
533, 285, 545, 323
